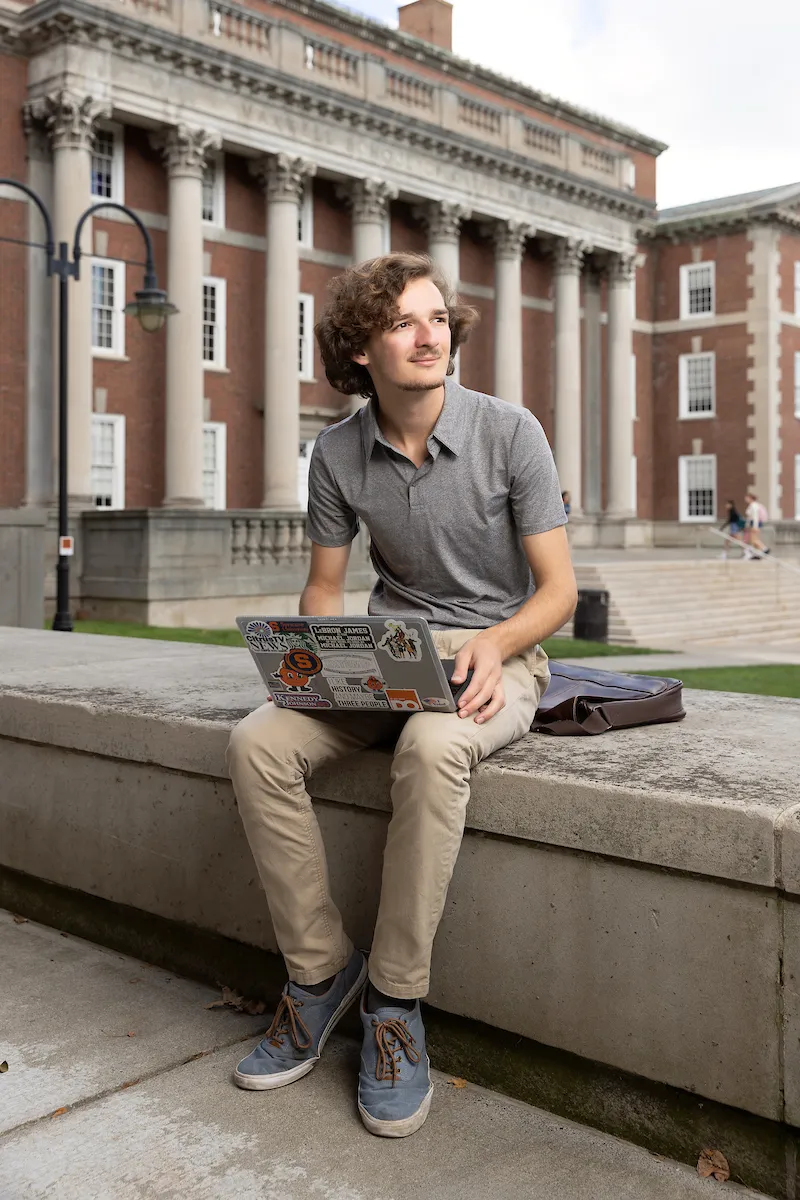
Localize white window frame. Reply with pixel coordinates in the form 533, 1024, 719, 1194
202, 421, 227, 509
91, 122, 125, 204
795, 454, 800, 520
794, 262, 800, 317
298, 181, 313, 247
202, 153, 225, 228
794, 351, 800, 418
91, 413, 126, 510
678, 351, 716, 419
91, 258, 126, 359
202, 276, 227, 370
299, 292, 314, 381
679, 454, 717, 523
679, 261, 715, 320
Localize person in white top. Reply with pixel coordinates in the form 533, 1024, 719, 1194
743, 492, 770, 558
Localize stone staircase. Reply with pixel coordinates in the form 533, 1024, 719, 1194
570, 557, 800, 647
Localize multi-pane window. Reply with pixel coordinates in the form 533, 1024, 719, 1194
679, 454, 717, 522
202, 277, 226, 368
91, 414, 125, 509
298, 183, 313, 246
298, 293, 314, 379
91, 124, 124, 202
91, 260, 125, 356
297, 438, 316, 510
795, 263, 800, 317
202, 156, 225, 226
680, 262, 715, 319
202, 421, 227, 509
795, 351, 800, 418
679, 352, 715, 418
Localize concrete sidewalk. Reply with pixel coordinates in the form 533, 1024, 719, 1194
0, 912, 768, 1200
565, 642, 800, 673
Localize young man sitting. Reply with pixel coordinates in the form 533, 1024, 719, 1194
226, 252, 577, 1138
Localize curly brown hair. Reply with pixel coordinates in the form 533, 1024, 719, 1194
315, 252, 479, 400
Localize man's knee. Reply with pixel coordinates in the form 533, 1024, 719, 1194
393, 714, 473, 774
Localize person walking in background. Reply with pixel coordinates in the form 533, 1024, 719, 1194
720, 500, 746, 558
743, 492, 770, 559
561, 490, 571, 520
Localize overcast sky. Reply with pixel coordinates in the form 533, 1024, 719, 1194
346, 0, 800, 209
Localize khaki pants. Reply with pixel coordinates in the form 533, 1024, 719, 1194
226, 629, 549, 999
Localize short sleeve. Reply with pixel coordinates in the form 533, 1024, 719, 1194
508, 412, 567, 536
305, 440, 360, 547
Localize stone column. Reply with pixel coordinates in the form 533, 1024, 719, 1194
416, 200, 470, 287
553, 237, 587, 514
492, 220, 531, 406
606, 252, 636, 518
28, 91, 109, 504
341, 178, 397, 264
21, 109, 55, 506
252, 154, 316, 509
152, 125, 220, 507
582, 265, 603, 516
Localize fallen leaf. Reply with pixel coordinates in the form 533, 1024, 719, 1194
128, 978, 142, 985
60, 932, 68, 938
448, 1078, 468, 1089
0, 1061, 8, 1073
185, 1049, 213, 1063
50, 1107, 68, 1118
697, 1148, 730, 1182
127, 1032, 136, 1038
12, 915, 27, 924
205, 986, 267, 1015
120, 1079, 140, 1090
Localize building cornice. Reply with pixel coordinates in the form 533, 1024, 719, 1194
5, 0, 657, 226
271, 0, 668, 157
648, 207, 800, 242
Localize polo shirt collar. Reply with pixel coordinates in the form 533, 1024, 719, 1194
360, 377, 465, 460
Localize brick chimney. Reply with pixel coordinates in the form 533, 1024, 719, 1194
398, 0, 452, 52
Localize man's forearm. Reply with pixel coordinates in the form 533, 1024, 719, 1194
299, 584, 345, 617
476, 580, 578, 661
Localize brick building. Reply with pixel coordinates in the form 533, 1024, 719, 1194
0, 0, 799, 548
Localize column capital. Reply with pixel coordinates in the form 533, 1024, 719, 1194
338, 178, 397, 223
491, 219, 533, 260
607, 250, 637, 284
151, 124, 222, 179
250, 153, 316, 202
414, 200, 471, 244
23, 90, 110, 152
553, 237, 590, 275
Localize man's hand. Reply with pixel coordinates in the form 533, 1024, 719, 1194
450, 634, 505, 724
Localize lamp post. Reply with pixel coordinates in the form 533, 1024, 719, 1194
0, 181, 177, 630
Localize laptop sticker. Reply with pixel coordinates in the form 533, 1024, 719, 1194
270, 649, 324, 692
422, 697, 449, 709
378, 620, 423, 663
321, 651, 380, 678
244, 620, 289, 654
361, 675, 386, 693
309, 623, 377, 651
386, 688, 423, 712
329, 681, 390, 710
272, 692, 332, 710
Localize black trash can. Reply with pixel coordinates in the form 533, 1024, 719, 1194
573, 588, 609, 643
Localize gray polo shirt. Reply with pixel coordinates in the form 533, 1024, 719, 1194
306, 379, 567, 630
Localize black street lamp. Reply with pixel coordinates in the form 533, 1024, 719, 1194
0, 181, 177, 630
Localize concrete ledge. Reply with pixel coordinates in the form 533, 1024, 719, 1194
1, 628, 799, 1147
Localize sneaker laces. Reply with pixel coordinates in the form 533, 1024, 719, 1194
371, 1017, 421, 1086
264, 992, 313, 1051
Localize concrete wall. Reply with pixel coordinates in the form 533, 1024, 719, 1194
1, 628, 799, 1132
0, 510, 46, 628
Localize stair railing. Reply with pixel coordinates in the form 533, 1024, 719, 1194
709, 528, 800, 577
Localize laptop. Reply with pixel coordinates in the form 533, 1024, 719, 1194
236, 615, 472, 714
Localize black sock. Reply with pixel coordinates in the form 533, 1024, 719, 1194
367, 983, 416, 1012
295, 974, 335, 996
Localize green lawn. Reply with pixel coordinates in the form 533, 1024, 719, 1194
648, 665, 800, 699
64, 620, 664, 660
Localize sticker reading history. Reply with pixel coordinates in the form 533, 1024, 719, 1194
329, 681, 390, 710
309, 623, 377, 651
377, 620, 423, 663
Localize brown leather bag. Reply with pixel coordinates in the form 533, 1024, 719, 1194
531, 660, 685, 736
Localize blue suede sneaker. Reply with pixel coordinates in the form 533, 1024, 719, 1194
233, 949, 367, 1091
357, 988, 434, 1138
